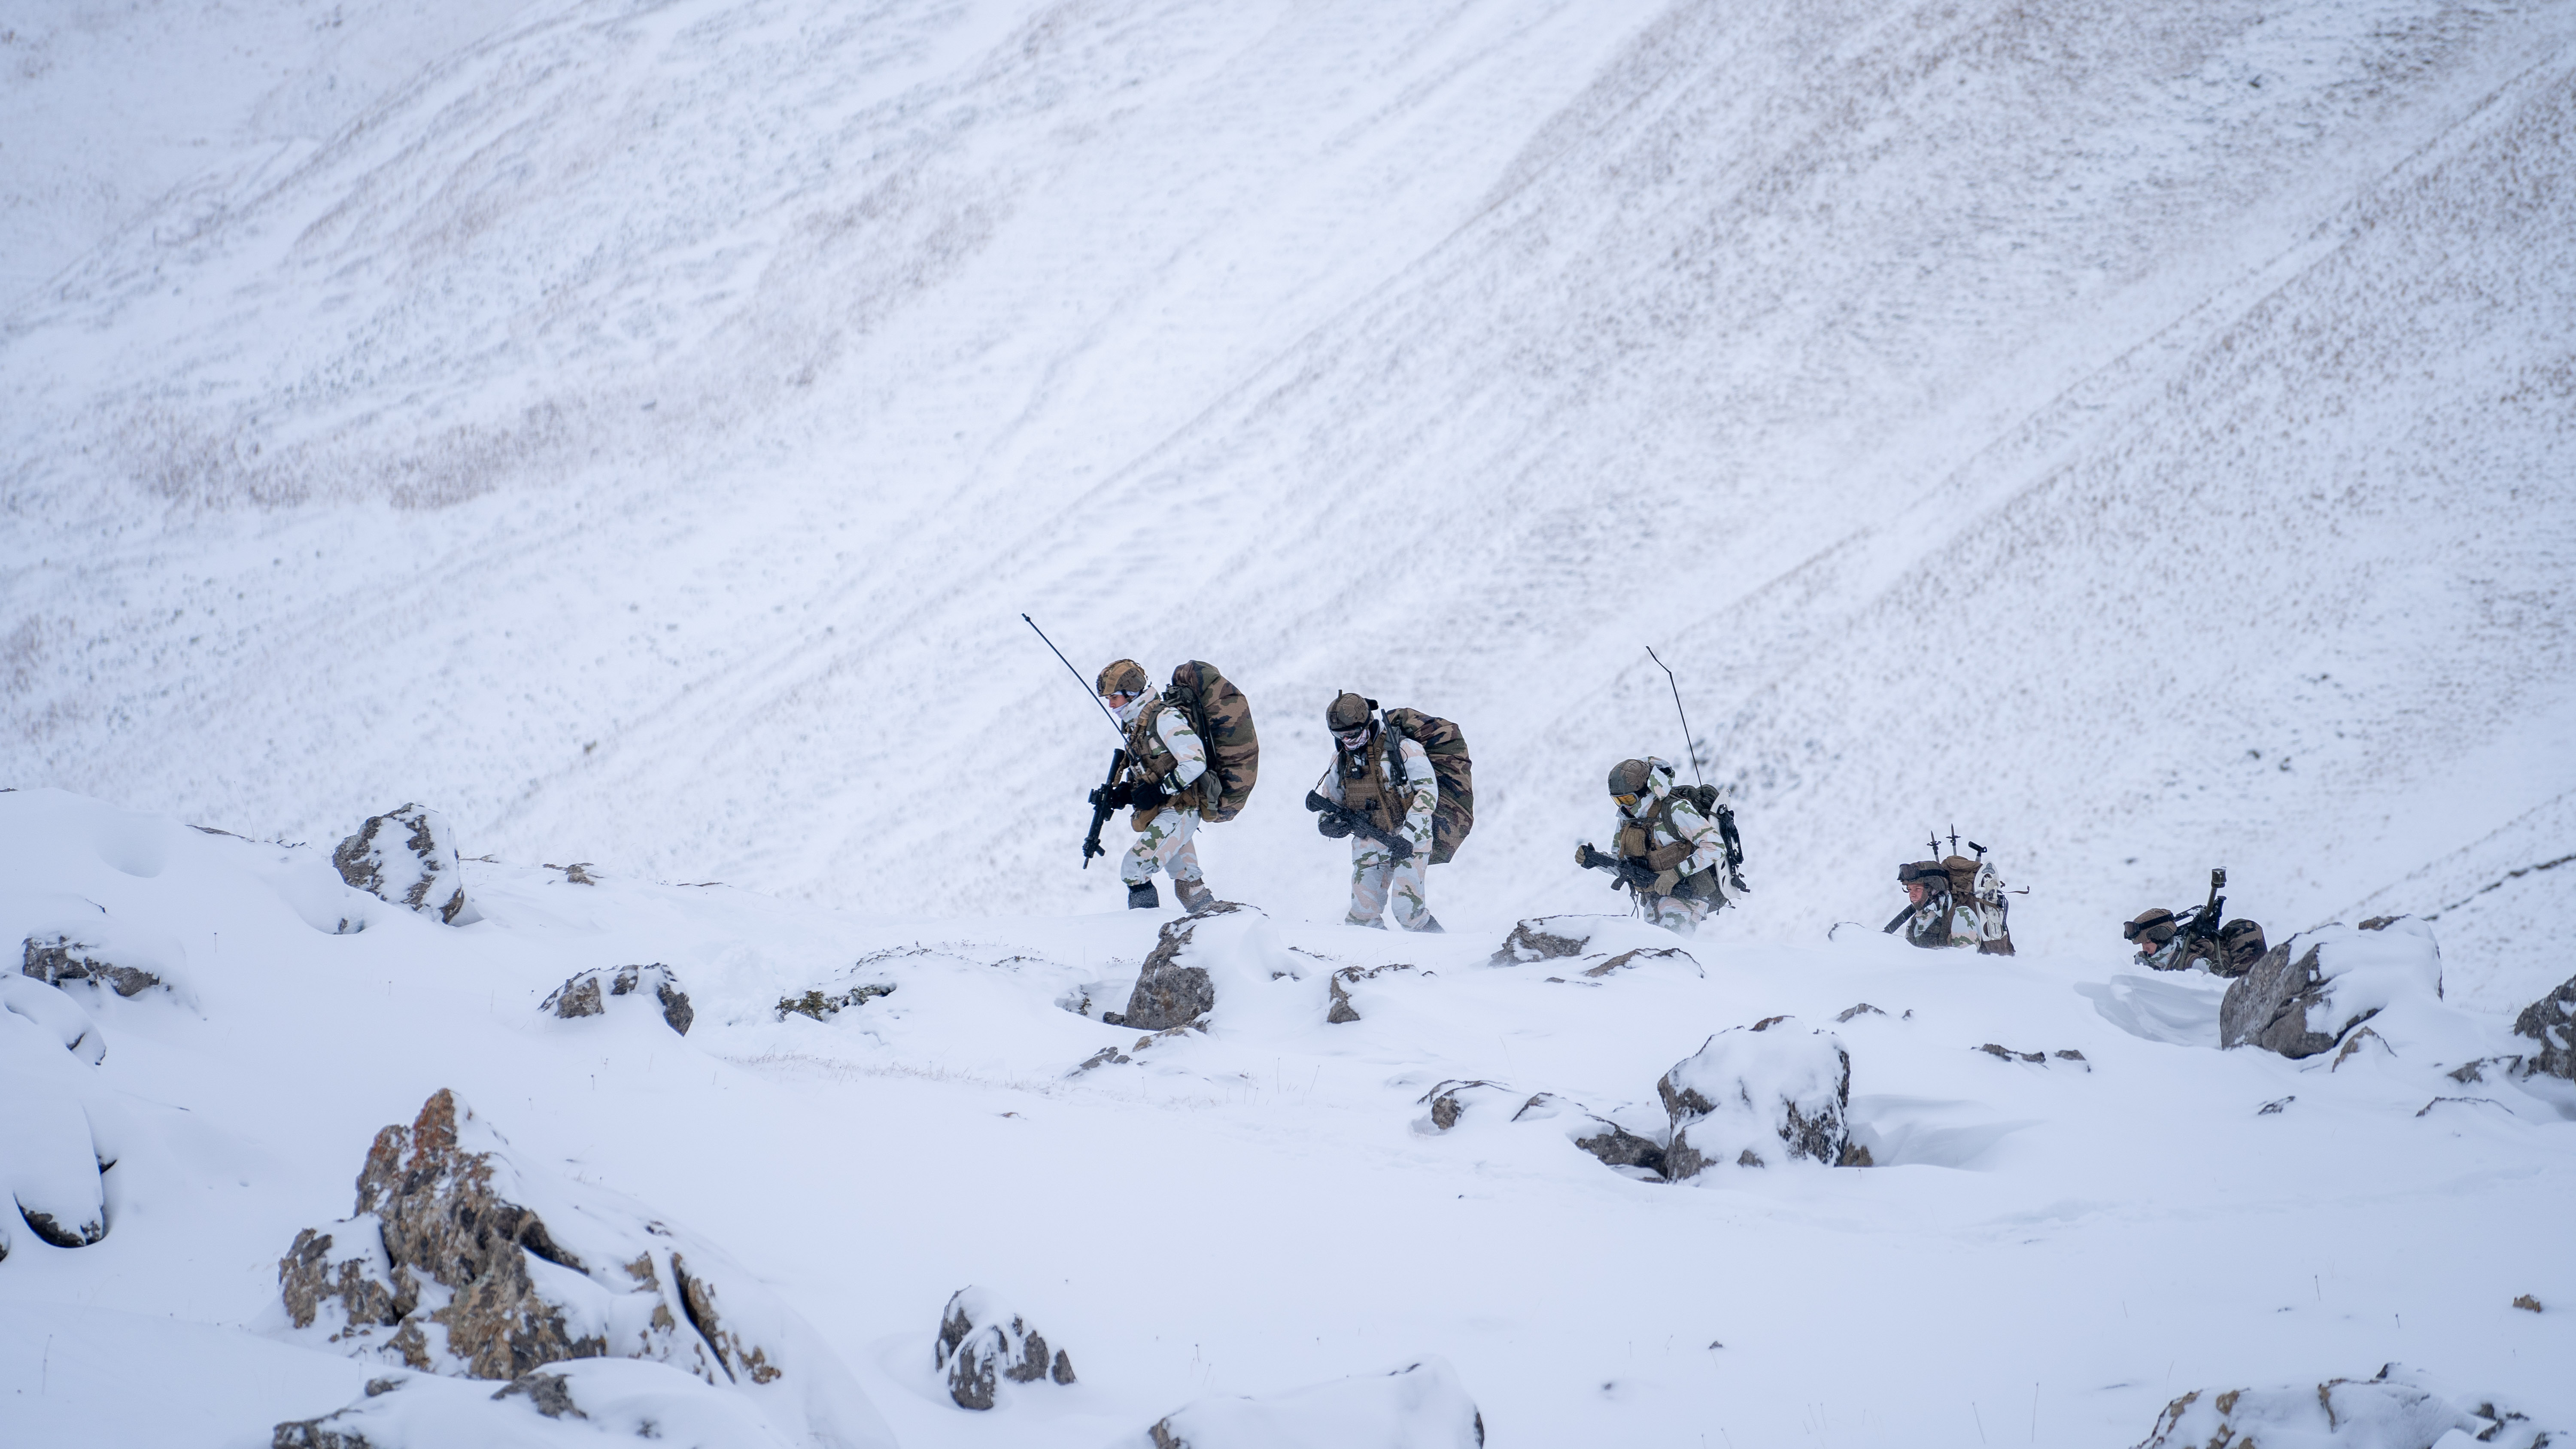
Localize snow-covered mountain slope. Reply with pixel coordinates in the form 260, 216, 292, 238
5, 0, 2570, 993
3, 787, 2570, 1447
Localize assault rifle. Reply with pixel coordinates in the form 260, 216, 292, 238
2173, 867, 2227, 956
1304, 790, 1415, 863
1080, 749, 1130, 868
1881, 899, 1923, 935
1575, 842, 1656, 894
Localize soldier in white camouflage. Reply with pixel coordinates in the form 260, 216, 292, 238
1097, 659, 1216, 913
1897, 860, 1984, 949
1315, 693, 1443, 932
1576, 758, 1737, 936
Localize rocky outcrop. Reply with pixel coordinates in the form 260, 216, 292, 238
1327, 963, 1415, 1024
1118, 905, 1262, 1030
1657, 1017, 1853, 1177
1509, 1093, 1668, 1177
2220, 920, 2443, 1059
777, 983, 894, 1023
1136, 1357, 1484, 1448
541, 964, 693, 1035
933, 1287, 1075, 1410
1414, 1079, 1514, 1133
270, 1088, 894, 1447
270, 1356, 856, 1449
2512, 974, 2575, 1080
1491, 918, 1591, 964
333, 805, 471, 925
2132, 1364, 2547, 1449
21, 934, 164, 997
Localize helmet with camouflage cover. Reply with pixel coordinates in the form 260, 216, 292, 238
1606, 759, 1652, 799
1898, 860, 1949, 890
1325, 693, 1376, 732
1096, 659, 1150, 699
2123, 908, 2177, 946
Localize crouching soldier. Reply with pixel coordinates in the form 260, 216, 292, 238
1576, 758, 1736, 936
1894, 860, 1984, 949
1097, 659, 1216, 913
2126, 908, 2269, 975
1313, 693, 1442, 932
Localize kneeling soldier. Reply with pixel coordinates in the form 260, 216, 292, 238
1097, 659, 1215, 913
1895, 860, 1983, 949
1315, 693, 1442, 932
1576, 758, 1735, 936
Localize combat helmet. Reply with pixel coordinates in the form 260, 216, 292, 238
1096, 658, 1150, 699
1325, 692, 1376, 732
2123, 908, 2178, 946
1898, 860, 1950, 892
1607, 759, 1652, 801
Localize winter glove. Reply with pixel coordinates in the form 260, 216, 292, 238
1130, 781, 1169, 811
1616, 857, 1658, 892
1576, 842, 1602, 870
1092, 780, 1132, 810
1317, 811, 1353, 839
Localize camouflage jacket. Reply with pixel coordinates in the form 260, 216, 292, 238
1905, 896, 1984, 949
1324, 730, 1436, 848
1612, 770, 1731, 895
1115, 692, 1207, 798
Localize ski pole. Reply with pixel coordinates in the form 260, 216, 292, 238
1022, 614, 1128, 746
1644, 646, 1704, 787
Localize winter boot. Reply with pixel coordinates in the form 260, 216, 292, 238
1174, 877, 1215, 914
1411, 916, 1446, 934
1127, 881, 1160, 910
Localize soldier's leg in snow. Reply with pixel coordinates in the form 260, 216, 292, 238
1166, 828, 1214, 911
1347, 846, 1392, 928
1646, 893, 1706, 936
1123, 807, 1199, 884
1385, 854, 1437, 931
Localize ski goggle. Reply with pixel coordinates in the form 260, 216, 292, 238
1612, 791, 1640, 807
2122, 913, 2175, 942
1334, 726, 1370, 749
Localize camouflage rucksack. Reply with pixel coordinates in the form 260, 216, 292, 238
1164, 661, 1258, 823
1381, 708, 1474, 864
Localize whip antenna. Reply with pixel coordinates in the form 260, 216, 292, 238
1022, 614, 1127, 745
1645, 646, 1704, 787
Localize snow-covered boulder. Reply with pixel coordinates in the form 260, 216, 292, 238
1124, 1357, 1485, 1448
333, 804, 474, 925
1507, 1092, 1668, 1178
541, 963, 693, 1036
1, 974, 105, 1064
1657, 1018, 1855, 1176
273, 1359, 829, 1448
2132, 1364, 2549, 1449
932, 1286, 1075, 1410
1489, 916, 1701, 978
0, 981, 113, 1252
1112, 902, 1301, 1030
2220, 918, 2444, 1060
271, 1089, 894, 1447
21, 932, 168, 998
2512, 974, 2575, 1080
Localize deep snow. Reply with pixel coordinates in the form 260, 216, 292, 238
5, 0, 2574, 1442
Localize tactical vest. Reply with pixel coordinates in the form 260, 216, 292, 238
1617, 794, 1721, 901
1335, 731, 1412, 833
1124, 699, 1179, 784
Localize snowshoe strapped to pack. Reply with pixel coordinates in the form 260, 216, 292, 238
1383, 707, 1474, 864
1165, 661, 1258, 824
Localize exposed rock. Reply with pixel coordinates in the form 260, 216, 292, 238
2513, 1294, 2543, 1312
2330, 1025, 2393, 1069
2257, 1096, 2294, 1115
1491, 917, 1591, 964
1510, 1093, 1667, 1177
1415, 1079, 1513, 1132
490, 1371, 585, 1419
269, 1088, 893, 1449
776, 982, 895, 1023
1327, 963, 1415, 1024
2131, 1365, 2546, 1449
539, 964, 692, 1035
21, 934, 163, 997
1070, 1046, 1131, 1073
1327, 973, 1361, 1023
2219, 921, 2443, 1060
1137, 1357, 1484, 1449
1583, 946, 1695, 978
1977, 1043, 2045, 1063
2511, 973, 2575, 1080
333, 804, 472, 925
1834, 1002, 1886, 1023
934, 1287, 1075, 1410
1657, 1018, 1851, 1178
1121, 905, 1265, 1030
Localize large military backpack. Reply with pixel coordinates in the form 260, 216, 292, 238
1164, 661, 1258, 823
1381, 707, 1473, 864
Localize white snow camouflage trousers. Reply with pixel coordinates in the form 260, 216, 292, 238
1121, 804, 1204, 888
1348, 848, 1433, 930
